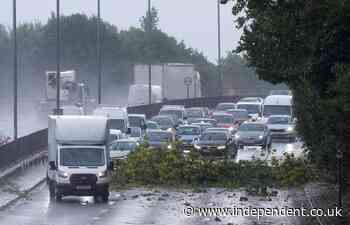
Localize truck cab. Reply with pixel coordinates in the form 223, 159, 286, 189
47, 116, 112, 202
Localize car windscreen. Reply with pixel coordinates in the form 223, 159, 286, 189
212, 115, 233, 124
108, 119, 125, 131
263, 105, 292, 117
60, 148, 105, 167
152, 118, 173, 126
109, 142, 137, 151
216, 104, 235, 111
146, 122, 159, 129
238, 124, 265, 132
237, 104, 260, 114
200, 132, 227, 141
159, 110, 183, 120
186, 109, 202, 118
267, 117, 290, 124
129, 116, 143, 127
147, 132, 172, 142
177, 127, 201, 135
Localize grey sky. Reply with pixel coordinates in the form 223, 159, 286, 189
0, 0, 242, 63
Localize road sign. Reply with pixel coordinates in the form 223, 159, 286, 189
184, 77, 193, 86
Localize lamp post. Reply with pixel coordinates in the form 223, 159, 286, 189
217, 0, 223, 96
148, 0, 152, 105
13, 0, 18, 140
54, 0, 63, 115
97, 0, 102, 105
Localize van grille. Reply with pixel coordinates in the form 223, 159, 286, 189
70, 174, 97, 185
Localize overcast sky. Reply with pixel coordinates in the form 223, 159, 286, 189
0, 0, 242, 63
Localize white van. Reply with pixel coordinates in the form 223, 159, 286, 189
262, 95, 293, 118
47, 116, 112, 202
93, 107, 129, 134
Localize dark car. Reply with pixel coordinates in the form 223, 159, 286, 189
234, 122, 272, 150
175, 125, 202, 149
191, 122, 213, 134
145, 130, 174, 149
194, 131, 235, 158
146, 120, 160, 130
150, 115, 176, 131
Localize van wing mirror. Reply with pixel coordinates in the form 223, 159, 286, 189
127, 128, 131, 134
108, 161, 114, 171
49, 161, 57, 170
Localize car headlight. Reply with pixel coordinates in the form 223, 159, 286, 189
167, 128, 173, 132
58, 170, 69, 179
167, 144, 172, 149
228, 127, 234, 131
287, 126, 294, 132
217, 145, 226, 150
98, 171, 108, 178
259, 135, 264, 139
194, 144, 201, 150
235, 134, 240, 139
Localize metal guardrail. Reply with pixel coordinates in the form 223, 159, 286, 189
0, 129, 47, 170
0, 95, 263, 169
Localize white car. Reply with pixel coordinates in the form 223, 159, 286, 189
266, 115, 296, 141
109, 139, 139, 160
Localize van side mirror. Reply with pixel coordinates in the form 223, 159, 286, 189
49, 161, 57, 170
126, 128, 131, 134
141, 124, 147, 130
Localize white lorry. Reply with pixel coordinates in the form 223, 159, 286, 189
132, 63, 202, 101
47, 115, 112, 202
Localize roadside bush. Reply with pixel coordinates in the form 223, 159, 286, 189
112, 144, 313, 189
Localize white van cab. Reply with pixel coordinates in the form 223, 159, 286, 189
262, 95, 293, 119
93, 107, 129, 134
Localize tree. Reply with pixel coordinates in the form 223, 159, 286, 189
230, 0, 350, 175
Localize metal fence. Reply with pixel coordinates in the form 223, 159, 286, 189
0, 129, 47, 170
0, 95, 262, 169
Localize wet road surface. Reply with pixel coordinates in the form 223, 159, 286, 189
0, 141, 305, 225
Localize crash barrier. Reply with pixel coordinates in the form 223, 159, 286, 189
0, 95, 261, 169
126, 95, 257, 119
0, 129, 47, 171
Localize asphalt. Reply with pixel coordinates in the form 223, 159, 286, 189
0, 141, 306, 225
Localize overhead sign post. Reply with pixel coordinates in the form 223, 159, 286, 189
184, 76, 193, 99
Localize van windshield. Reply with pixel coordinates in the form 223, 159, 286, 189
263, 105, 292, 117
129, 116, 144, 127
108, 119, 125, 132
60, 148, 105, 167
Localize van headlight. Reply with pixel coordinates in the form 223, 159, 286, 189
194, 144, 201, 150
217, 145, 226, 150
58, 170, 69, 179
98, 171, 108, 178
287, 126, 294, 132
259, 135, 264, 139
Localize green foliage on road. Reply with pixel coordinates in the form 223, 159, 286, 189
111, 145, 312, 189
229, 0, 350, 179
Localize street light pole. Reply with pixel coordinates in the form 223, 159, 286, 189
13, 0, 18, 140
54, 0, 62, 115
148, 0, 152, 105
217, 0, 223, 96
97, 0, 102, 105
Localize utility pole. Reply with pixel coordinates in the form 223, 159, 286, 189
217, 0, 223, 96
54, 0, 62, 115
13, 0, 18, 140
97, 0, 102, 105
148, 0, 152, 105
